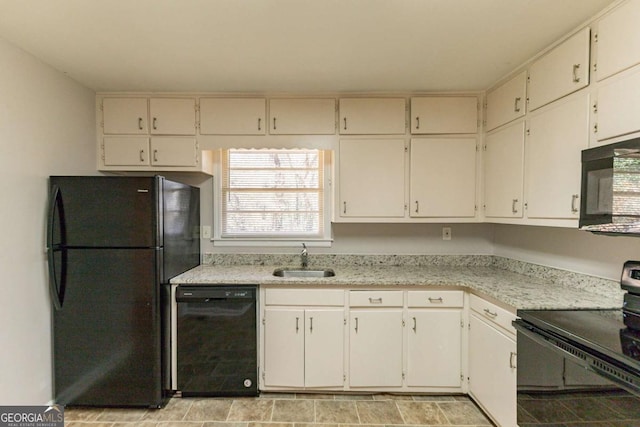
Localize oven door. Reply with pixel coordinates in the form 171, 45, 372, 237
514, 320, 640, 425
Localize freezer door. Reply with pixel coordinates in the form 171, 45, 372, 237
49, 176, 161, 248
162, 179, 200, 281
53, 248, 163, 407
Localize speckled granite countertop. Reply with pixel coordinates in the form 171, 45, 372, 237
171, 255, 624, 312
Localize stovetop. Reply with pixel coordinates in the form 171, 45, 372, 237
517, 309, 640, 372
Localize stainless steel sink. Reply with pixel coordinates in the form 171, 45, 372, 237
272, 268, 336, 278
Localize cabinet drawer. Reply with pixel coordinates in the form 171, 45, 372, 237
265, 288, 344, 306
349, 290, 403, 307
470, 294, 516, 336
407, 290, 463, 308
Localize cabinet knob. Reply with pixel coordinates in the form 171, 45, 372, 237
514, 97, 521, 113
483, 308, 498, 318
510, 351, 517, 369
343, 117, 348, 130
153, 149, 158, 163
152, 117, 158, 130
273, 117, 277, 130
139, 149, 145, 163
138, 117, 144, 130
512, 199, 519, 214
415, 200, 419, 214
415, 116, 420, 130
412, 317, 417, 333
258, 117, 262, 131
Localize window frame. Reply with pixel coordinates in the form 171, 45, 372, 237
212, 148, 333, 247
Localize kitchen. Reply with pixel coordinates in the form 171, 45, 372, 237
2, 0, 640, 426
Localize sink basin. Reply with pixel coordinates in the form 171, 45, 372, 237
272, 268, 336, 278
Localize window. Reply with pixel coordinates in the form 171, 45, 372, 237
217, 148, 329, 242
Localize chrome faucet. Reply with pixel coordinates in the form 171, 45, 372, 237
301, 243, 308, 268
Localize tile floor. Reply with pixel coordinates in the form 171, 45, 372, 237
64, 393, 494, 427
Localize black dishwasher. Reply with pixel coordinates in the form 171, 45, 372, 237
176, 285, 258, 396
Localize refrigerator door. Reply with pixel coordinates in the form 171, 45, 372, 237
49, 176, 161, 248
161, 179, 200, 282
53, 248, 163, 407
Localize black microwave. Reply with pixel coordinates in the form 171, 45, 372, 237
580, 137, 640, 234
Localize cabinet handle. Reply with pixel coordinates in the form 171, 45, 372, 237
415, 116, 420, 130
153, 149, 158, 163
258, 118, 262, 131
343, 201, 347, 214
415, 201, 419, 213
309, 317, 313, 333
273, 117, 277, 130
354, 317, 359, 333
512, 199, 518, 214
483, 308, 498, 318
572, 64, 581, 83
428, 297, 443, 303
571, 194, 579, 213
295, 317, 299, 333
412, 317, 417, 333
152, 117, 157, 130
139, 149, 145, 162
138, 117, 144, 130
514, 97, 521, 113
368, 297, 383, 304
343, 117, 348, 130
510, 351, 517, 369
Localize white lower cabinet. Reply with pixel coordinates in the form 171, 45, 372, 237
262, 292, 345, 389
406, 309, 462, 388
468, 296, 517, 427
349, 309, 404, 387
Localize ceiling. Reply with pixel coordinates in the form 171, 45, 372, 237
0, 0, 616, 93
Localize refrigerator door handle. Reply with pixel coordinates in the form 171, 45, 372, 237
47, 184, 66, 310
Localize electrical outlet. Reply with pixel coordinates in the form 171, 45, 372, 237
442, 227, 452, 241
202, 225, 211, 239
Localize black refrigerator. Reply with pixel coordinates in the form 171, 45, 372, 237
46, 176, 200, 408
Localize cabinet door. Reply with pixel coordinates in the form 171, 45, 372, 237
526, 93, 589, 219
149, 98, 196, 135
410, 97, 477, 134
410, 138, 476, 218
339, 98, 406, 135
349, 309, 403, 387
339, 139, 405, 218
528, 28, 590, 111
304, 309, 344, 388
103, 98, 148, 135
468, 313, 517, 427
264, 308, 305, 387
596, 0, 640, 81
199, 98, 266, 135
406, 310, 462, 388
486, 71, 527, 131
483, 122, 525, 218
103, 137, 150, 166
269, 98, 336, 135
596, 67, 640, 142
150, 137, 197, 167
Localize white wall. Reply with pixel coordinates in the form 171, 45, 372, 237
0, 38, 96, 404
493, 224, 640, 281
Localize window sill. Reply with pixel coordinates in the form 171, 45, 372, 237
211, 238, 333, 248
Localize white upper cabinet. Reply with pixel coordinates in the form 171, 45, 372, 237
102, 136, 198, 168
410, 96, 477, 134
150, 137, 198, 167
149, 98, 196, 135
410, 138, 476, 218
528, 27, 591, 111
483, 121, 525, 218
485, 71, 527, 131
595, 0, 640, 81
339, 139, 405, 218
199, 98, 266, 135
526, 92, 589, 219
596, 66, 640, 142
103, 137, 150, 166
339, 98, 406, 135
102, 97, 148, 135
269, 98, 336, 135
